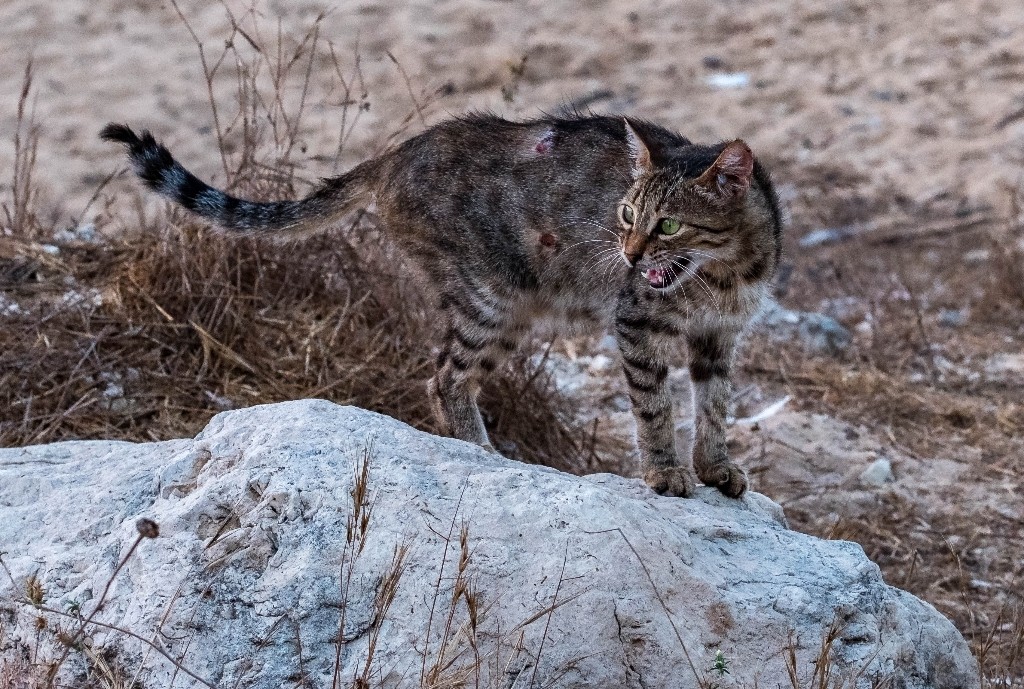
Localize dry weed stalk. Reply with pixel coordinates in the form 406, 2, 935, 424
2, 60, 42, 239
979, 184, 1024, 314
324, 450, 585, 689
332, 446, 377, 689
0, 0, 606, 476
1, 519, 215, 688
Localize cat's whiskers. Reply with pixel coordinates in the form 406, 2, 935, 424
601, 252, 624, 281
579, 246, 622, 274
593, 251, 624, 282
559, 237, 617, 254
674, 248, 740, 277
559, 217, 622, 241
682, 262, 723, 316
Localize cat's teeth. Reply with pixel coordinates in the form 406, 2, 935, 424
646, 267, 665, 287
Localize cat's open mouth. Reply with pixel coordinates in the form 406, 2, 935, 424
645, 259, 690, 290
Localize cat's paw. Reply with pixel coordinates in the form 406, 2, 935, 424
643, 466, 697, 498
698, 462, 748, 498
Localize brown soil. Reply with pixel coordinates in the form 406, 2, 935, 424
1, 0, 1023, 683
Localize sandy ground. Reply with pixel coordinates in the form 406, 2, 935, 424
2, 0, 1024, 679
1, 0, 1023, 227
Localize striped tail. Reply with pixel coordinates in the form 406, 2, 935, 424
100, 123, 371, 235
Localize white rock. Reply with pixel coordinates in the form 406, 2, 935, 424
859, 457, 895, 486
0, 293, 22, 316
757, 302, 852, 354
985, 353, 1024, 379
705, 72, 750, 89
0, 401, 978, 688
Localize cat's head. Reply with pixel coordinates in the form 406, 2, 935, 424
617, 119, 759, 292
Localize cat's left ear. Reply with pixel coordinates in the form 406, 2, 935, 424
696, 140, 754, 201
623, 119, 654, 179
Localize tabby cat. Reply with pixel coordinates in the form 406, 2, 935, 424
102, 113, 782, 498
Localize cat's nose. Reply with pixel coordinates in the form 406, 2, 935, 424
623, 250, 642, 267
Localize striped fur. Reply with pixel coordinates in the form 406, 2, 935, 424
100, 123, 373, 235
103, 114, 782, 499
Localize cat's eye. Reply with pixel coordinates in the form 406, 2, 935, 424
619, 204, 635, 226
657, 218, 681, 236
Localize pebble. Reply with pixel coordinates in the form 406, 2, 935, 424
859, 458, 895, 487
798, 225, 860, 248
937, 308, 969, 328
705, 72, 750, 89
759, 303, 852, 355
985, 353, 1024, 378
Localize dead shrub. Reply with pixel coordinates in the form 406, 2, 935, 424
0, 2, 608, 475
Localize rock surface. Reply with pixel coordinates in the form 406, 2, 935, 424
0, 400, 978, 688
756, 302, 853, 355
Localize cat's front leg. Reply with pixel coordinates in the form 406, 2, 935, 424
687, 329, 748, 498
614, 306, 696, 498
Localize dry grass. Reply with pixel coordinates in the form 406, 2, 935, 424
2, 0, 1022, 685
0, 218, 606, 472
738, 164, 1024, 684
0, 1, 609, 475
1, 61, 43, 240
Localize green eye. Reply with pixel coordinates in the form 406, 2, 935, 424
620, 204, 635, 226
657, 218, 681, 236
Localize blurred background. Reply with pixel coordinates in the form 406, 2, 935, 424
1, 0, 1023, 681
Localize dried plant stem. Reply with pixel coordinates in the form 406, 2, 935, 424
3, 59, 41, 237
30, 605, 214, 688
420, 485, 467, 684
526, 544, 567, 689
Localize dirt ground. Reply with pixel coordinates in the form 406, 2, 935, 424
2, 0, 1023, 683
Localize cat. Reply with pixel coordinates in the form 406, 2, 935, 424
101, 113, 782, 499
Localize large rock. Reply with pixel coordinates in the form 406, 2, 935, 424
0, 401, 978, 688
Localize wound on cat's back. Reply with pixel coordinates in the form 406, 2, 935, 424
534, 129, 555, 154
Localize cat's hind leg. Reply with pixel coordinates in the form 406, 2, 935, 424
427, 290, 520, 451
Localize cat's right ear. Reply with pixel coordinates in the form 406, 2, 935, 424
695, 140, 754, 202
623, 119, 653, 180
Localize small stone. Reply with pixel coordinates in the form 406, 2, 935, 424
937, 308, 969, 328
758, 303, 851, 354
0, 295, 22, 317
859, 458, 895, 487
597, 334, 618, 353
102, 382, 124, 399
705, 72, 750, 89
798, 225, 860, 248
53, 223, 99, 244
610, 394, 631, 412
985, 353, 1024, 378
204, 390, 237, 411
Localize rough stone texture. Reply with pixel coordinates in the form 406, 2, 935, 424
757, 302, 853, 355
0, 400, 978, 688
